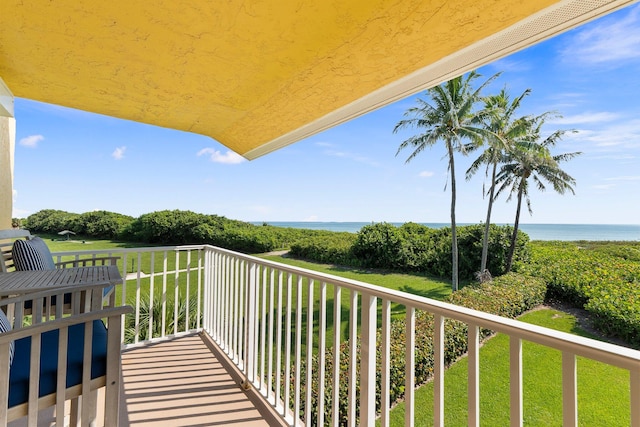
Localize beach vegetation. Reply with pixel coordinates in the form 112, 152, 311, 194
516, 241, 640, 347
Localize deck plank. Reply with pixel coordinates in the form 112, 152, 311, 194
120, 334, 279, 426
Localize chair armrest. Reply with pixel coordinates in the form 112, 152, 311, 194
55, 256, 120, 268
0, 305, 132, 344
0, 282, 116, 308
0, 282, 121, 326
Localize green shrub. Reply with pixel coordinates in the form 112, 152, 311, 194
74, 210, 134, 239
585, 283, 640, 347
124, 291, 200, 343
351, 222, 405, 269
516, 241, 640, 347
293, 222, 529, 281
25, 209, 80, 234
289, 232, 357, 265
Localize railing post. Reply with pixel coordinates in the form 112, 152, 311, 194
468, 324, 480, 427
348, 290, 358, 427
434, 314, 444, 427
243, 261, 258, 385
632, 368, 640, 427
510, 336, 523, 427
360, 292, 377, 427
562, 352, 578, 427
380, 298, 391, 427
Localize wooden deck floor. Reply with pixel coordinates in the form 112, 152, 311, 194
119, 333, 285, 427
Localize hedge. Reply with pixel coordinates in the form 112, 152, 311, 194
516, 241, 640, 347
292, 222, 530, 280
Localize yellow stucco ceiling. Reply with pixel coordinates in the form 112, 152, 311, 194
0, 0, 635, 159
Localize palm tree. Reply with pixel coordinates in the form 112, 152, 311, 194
495, 114, 581, 272
466, 88, 531, 279
394, 71, 498, 291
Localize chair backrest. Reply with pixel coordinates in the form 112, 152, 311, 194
0, 229, 34, 273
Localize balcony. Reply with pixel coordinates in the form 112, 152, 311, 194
30, 244, 640, 426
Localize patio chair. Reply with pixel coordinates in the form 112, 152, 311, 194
0, 229, 120, 273
0, 282, 131, 426
0, 229, 120, 308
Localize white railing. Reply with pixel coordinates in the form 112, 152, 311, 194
55, 245, 640, 427
201, 246, 640, 427
52, 245, 204, 346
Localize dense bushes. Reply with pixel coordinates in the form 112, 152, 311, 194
23, 209, 310, 254
294, 222, 529, 279
289, 232, 357, 265
516, 241, 640, 347
296, 273, 545, 425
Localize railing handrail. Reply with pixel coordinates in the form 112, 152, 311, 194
50, 244, 205, 257
55, 244, 640, 368
201, 245, 640, 370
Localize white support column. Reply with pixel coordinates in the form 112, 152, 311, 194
0, 77, 15, 229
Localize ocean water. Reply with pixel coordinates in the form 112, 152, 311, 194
253, 222, 640, 241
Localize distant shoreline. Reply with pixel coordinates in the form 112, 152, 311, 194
252, 222, 640, 242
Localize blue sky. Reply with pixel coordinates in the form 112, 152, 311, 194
11, 4, 640, 225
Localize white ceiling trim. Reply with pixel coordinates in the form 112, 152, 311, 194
0, 78, 14, 118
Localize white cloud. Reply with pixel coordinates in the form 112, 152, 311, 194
593, 184, 615, 190
303, 215, 319, 221
19, 134, 44, 148
548, 112, 618, 125
419, 171, 434, 178
197, 148, 245, 164
487, 58, 531, 73
112, 146, 126, 160
560, 5, 640, 65
12, 189, 17, 202
324, 149, 379, 167
569, 119, 640, 148
605, 175, 640, 181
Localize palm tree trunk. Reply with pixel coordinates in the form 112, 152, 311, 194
506, 182, 524, 272
480, 161, 498, 276
448, 143, 458, 291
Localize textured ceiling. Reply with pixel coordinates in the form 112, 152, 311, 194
0, 0, 634, 158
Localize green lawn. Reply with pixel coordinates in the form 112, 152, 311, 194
387, 308, 630, 426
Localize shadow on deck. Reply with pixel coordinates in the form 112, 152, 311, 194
120, 333, 286, 426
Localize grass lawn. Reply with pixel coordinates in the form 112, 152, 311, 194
387, 308, 630, 426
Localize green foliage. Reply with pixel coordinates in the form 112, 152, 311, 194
294, 272, 544, 425
73, 210, 134, 238
124, 291, 200, 343
449, 273, 546, 319
351, 222, 405, 268
516, 241, 640, 347
289, 232, 357, 265
294, 222, 528, 280
24, 209, 80, 234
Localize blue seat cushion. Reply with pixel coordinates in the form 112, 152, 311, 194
8, 320, 108, 408
23, 293, 73, 311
